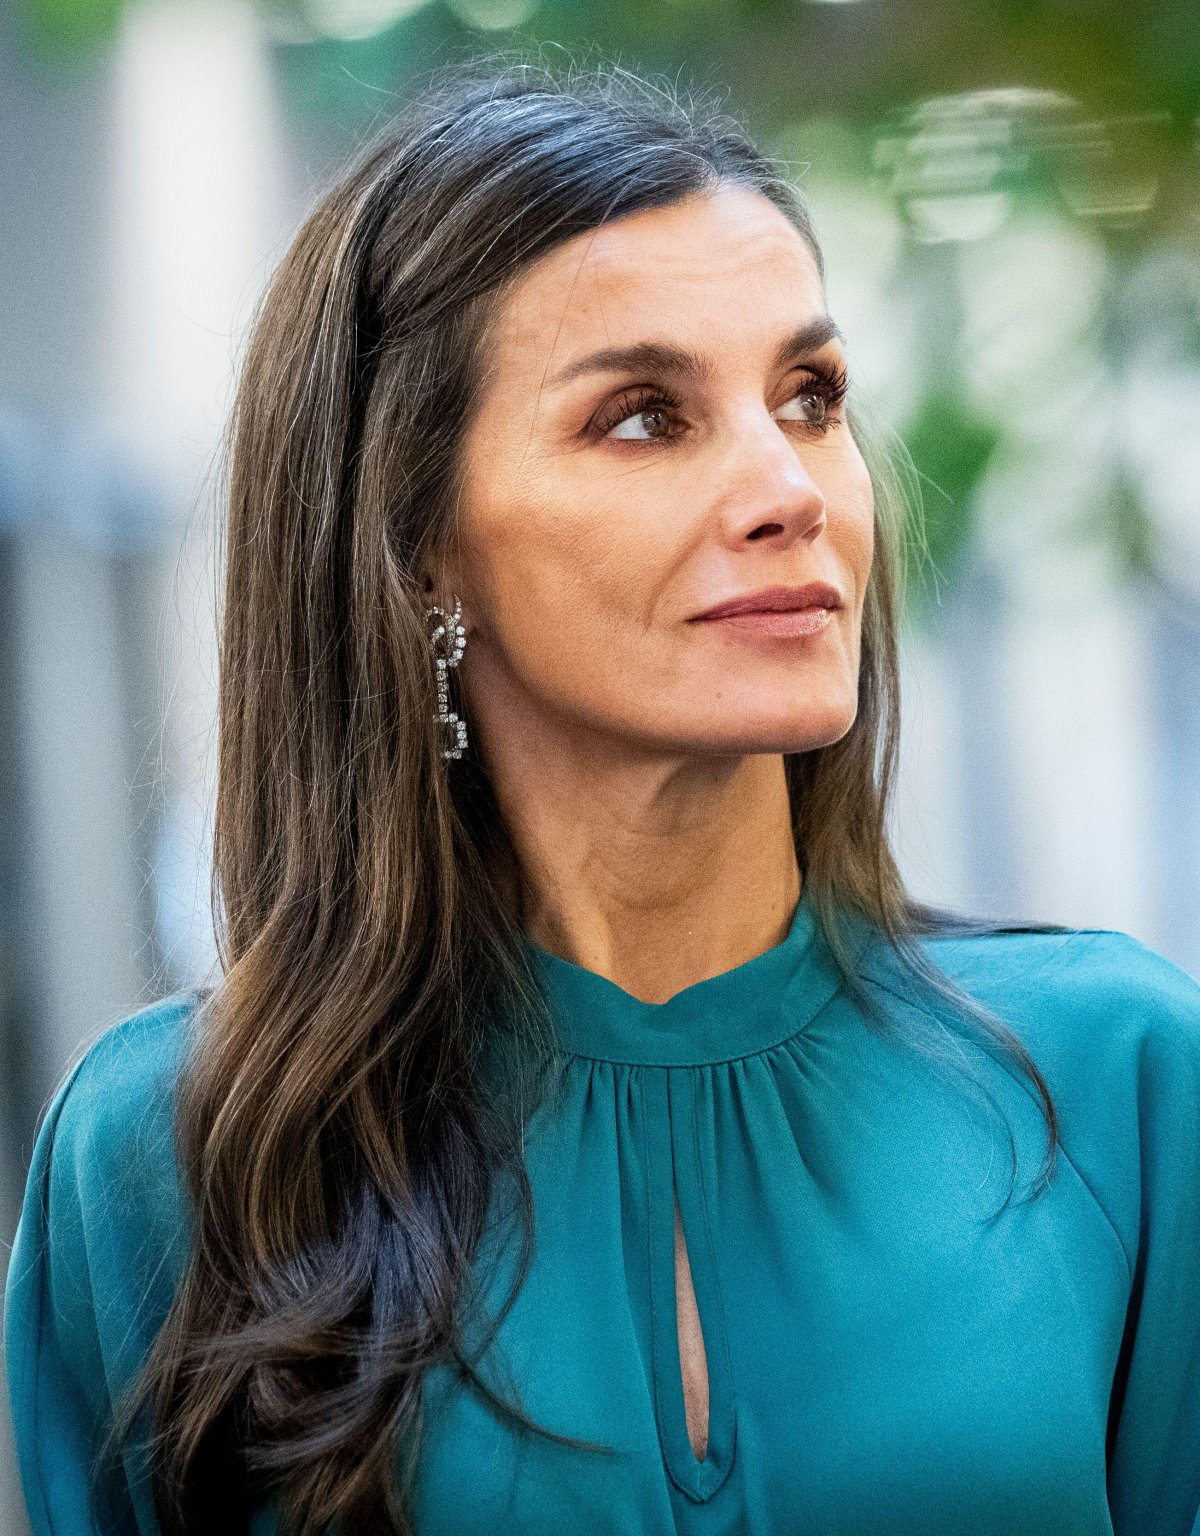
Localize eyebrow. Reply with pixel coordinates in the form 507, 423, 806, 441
545, 314, 845, 389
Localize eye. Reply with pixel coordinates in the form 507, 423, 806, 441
590, 358, 851, 444
771, 390, 829, 427
776, 359, 851, 435
595, 386, 684, 442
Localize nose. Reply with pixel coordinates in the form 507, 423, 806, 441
715, 406, 827, 546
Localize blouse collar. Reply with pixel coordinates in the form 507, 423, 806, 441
518, 880, 855, 1067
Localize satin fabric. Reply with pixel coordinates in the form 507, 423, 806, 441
7, 884, 1200, 1534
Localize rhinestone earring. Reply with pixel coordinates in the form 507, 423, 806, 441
425, 595, 468, 760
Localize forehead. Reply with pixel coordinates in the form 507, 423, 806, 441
484, 184, 825, 382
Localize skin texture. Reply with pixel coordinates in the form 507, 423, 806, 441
426, 182, 875, 1003
423, 182, 876, 1461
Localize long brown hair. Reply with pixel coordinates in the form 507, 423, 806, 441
96, 47, 1066, 1536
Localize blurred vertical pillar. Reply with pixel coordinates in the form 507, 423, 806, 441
0, 3, 294, 1530
0, 0, 121, 1517
939, 557, 1028, 919
1001, 572, 1157, 936
891, 617, 976, 910
0, 469, 36, 1536
1153, 577, 1200, 977
101, 0, 296, 994
8, 462, 155, 1092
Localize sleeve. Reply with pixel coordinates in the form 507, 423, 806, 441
1102, 937, 1200, 1536
4, 1050, 165, 1536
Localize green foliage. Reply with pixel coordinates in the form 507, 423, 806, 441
901, 376, 1001, 618
14, 0, 121, 61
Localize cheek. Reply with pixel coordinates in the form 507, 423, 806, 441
470, 495, 657, 667
834, 461, 875, 589
855, 509, 875, 580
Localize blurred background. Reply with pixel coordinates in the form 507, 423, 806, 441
2, 0, 1198, 1524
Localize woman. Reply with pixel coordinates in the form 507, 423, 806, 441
5, 52, 1199, 1536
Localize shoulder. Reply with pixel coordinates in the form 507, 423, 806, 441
1048, 926, 1200, 1057
863, 920, 1200, 1075
859, 920, 1200, 1274
858, 921, 1200, 1171
4, 995, 210, 1531
5, 991, 206, 1439
46, 989, 204, 1175
31, 990, 206, 1261
947, 925, 1200, 1076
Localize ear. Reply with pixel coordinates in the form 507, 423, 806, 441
418, 522, 473, 622
418, 564, 451, 603
418, 569, 470, 634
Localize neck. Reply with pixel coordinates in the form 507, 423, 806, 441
491, 740, 801, 1006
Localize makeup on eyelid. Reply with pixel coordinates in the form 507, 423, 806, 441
591, 356, 850, 442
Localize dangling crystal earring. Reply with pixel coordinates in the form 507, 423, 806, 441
425, 595, 468, 760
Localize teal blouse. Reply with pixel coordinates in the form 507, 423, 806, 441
6, 886, 1200, 1534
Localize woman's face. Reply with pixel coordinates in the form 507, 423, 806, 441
445, 182, 875, 763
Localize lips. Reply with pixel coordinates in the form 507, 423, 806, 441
692, 582, 843, 621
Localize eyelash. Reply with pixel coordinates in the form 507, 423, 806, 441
591, 358, 851, 443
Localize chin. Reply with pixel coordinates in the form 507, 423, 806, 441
687, 709, 856, 756
721, 691, 858, 751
